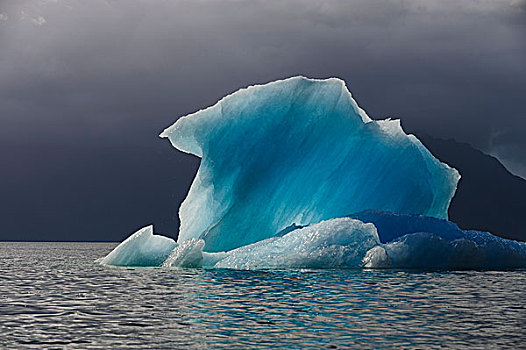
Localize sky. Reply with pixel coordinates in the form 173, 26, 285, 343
0, 0, 525, 241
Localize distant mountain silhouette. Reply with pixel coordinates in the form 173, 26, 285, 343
415, 134, 526, 242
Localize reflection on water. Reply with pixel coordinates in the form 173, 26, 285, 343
1, 242, 525, 349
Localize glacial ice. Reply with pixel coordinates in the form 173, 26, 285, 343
160, 76, 460, 252
214, 218, 380, 269
99, 226, 177, 267
355, 211, 526, 269
99, 76, 526, 271
366, 230, 526, 269
162, 238, 205, 268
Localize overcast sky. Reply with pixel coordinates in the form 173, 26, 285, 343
1, 0, 525, 240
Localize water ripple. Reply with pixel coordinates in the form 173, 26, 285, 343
1, 242, 525, 349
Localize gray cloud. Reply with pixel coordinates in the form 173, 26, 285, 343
0, 0, 525, 239
1, 0, 524, 168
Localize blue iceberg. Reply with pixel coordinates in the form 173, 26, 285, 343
99, 77, 526, 270
160, 76, 459, 252
354, 211, 526, 269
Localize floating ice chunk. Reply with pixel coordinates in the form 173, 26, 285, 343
362, 246, 391, 268
214, 218, 380, 269
162, 238, 205, 268
364, 231, 526, 269
161, 76, 460, 252
100, 226, 177, 267
161, 239, 227, 268
357, 211, 526, 269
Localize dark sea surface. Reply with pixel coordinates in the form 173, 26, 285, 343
1, 242, 525, 349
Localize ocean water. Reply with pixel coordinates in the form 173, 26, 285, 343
1, 242, 525, 349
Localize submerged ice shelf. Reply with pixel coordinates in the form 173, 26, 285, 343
100, 76, 526, 270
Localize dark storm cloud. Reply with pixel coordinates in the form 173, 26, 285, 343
0, 0, 525, 240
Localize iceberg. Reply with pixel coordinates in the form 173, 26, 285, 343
99, 226, 177, 267
160, 76, 460, 252
99, 76, 526, 271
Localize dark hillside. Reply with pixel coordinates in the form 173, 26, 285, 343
417, 135, 526, 241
